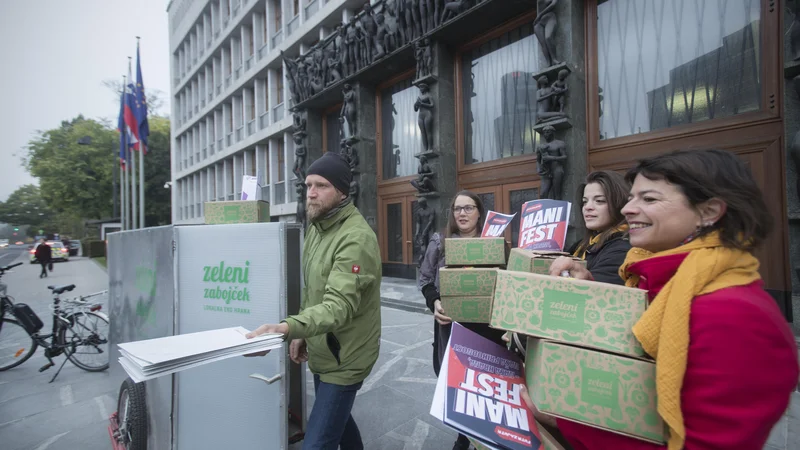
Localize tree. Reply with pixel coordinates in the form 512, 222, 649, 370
21, 114, 172, 228
22, 116, 116, 221
0, 185, 55, 232
142, 116, 172, 226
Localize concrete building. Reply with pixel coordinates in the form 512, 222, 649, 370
168, 0, 799, 331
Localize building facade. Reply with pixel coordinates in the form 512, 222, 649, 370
168, 0, 799, 331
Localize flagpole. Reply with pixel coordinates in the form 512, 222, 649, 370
137, 37, 145, 229
128, 57, 138, 230
121, 75, 128, 231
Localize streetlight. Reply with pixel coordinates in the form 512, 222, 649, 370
77, 136, 118, 219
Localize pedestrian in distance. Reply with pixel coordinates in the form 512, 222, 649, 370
246, 152, 382, 450
34, 239, 52, 278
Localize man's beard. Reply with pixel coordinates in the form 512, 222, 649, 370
307, 197, 338, 222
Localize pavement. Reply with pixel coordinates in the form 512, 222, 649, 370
0, 248, 118, 450
1, 246, 798, 449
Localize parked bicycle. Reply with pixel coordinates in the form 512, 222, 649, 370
0, 262, 110, 382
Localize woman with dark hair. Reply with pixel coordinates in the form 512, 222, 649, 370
525, 149, 799, 450
551, 170, 631, 285
418, 190, 506, 450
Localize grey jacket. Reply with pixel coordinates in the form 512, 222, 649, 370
418, 232, 446, 312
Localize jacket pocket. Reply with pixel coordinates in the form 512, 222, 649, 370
326, 332, 341, 365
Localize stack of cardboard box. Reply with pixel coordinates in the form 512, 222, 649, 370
438, 237, 507, 324
490, 267, 668, 444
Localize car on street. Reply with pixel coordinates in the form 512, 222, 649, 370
29, 241, 70, 263
15, 241, 24, 246
0, 239, 8, 248
67, 240, 81, 256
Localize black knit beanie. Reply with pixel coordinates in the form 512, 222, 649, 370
306, 152, 352, 195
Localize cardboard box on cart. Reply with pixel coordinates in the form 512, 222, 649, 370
203, 200, 270, 224
525, 338, 667, 444
490, 270, 649, 358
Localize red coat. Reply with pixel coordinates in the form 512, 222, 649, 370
557, 253, 799, 450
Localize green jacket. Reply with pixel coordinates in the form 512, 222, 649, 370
284, 203, 382, 385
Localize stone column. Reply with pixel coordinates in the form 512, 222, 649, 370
407, 39, 457, 264
530, 0, 588, 249
352, 82, 379, 233
783, 5, 800, 331
290, 108, 323, 228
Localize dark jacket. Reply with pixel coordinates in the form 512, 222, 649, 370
419, 232, 506, 374
558, 253, 799, 450
35, 243, 52, 263
571, 233, 631, 285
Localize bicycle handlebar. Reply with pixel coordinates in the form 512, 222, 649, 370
0, 262, 22, 273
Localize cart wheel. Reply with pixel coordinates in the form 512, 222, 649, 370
117, 377, 147, 450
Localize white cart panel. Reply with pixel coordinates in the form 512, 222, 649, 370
174, 223, 296, 450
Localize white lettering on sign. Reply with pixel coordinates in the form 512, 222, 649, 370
453, 368, 530, 431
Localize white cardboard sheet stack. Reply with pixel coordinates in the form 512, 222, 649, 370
118, 326, 283, 382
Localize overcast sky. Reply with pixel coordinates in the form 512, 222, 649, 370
0, 1, 172, 202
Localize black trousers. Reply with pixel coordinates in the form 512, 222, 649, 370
39, 262, 48, 277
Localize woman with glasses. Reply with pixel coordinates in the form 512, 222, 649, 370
418, 190, 507, 450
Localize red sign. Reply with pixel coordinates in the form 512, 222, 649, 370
517, 200, 571, 251
481, 211, 517, 237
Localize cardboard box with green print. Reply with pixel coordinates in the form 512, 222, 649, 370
440, 296, 494, 323
204, 200, 270, 224
444, 237, 507, 267
439, 268, 498, 297
507, 248, 587, 275
490, 270, 649, 358
525, 338, 667, 444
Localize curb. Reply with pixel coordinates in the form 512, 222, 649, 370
380, 296, 431, 315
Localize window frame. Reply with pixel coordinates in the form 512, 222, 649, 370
584, 0, 782, 153
453, 11, 541, 189
376, 68, 419, 192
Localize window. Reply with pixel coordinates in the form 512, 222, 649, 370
461, 22, 541, 165
596, 0, 761, 140
249, 96, 256, 121
324, 106, 341, 153
264, 80, 270, 110
274, 0, 282, 30
292, 0, 299, 17
277, 140, 285, 182
248, 29, 254, 56
276, 68, 285, 104
262, 14, 268, 45
380, 77, 422, 179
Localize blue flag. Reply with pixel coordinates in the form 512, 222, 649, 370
134, 43, 149, 153
117, 83, 126, 167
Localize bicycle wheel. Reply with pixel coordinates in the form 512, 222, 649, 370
116, 377, 147, 450
0, 318, 38, 371
59, 311, 109, 372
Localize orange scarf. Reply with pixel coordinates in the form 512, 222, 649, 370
619, 232, 761, 450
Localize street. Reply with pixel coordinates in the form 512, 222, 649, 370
0, 249, 117, 450
0, 247, 459, 450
